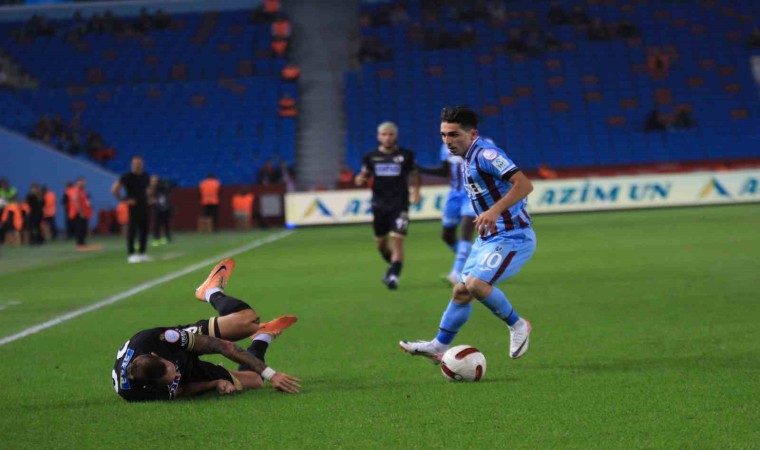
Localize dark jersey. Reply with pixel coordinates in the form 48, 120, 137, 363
361, 147, 417, 211
119, 172, 150, 207
111, 327, 197, 402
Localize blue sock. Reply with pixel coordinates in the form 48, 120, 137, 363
451, 240, 472, 274
479, 287, 520, 326
435, 300, 473, 345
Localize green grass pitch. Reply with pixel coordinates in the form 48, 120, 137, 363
0, 204, 758, 449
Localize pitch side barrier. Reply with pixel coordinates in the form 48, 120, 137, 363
285, 169, 760, 226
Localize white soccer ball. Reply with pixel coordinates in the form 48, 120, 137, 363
440, 345, 487, 382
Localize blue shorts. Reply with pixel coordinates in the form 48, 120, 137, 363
460, 228, 536, 285
442, 190, 476, 227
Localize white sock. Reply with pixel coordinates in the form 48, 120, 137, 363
204, 287, 222, 302
253, 333, 273, 344
432, 338, 449, 353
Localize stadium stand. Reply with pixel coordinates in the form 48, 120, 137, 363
0, 6, 297, 186
345, 0, 759, 173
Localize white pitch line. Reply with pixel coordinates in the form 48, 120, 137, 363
0, 301, 21, 311
0, 230, 293, 347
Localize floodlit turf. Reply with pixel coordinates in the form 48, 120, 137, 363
0, 205, 758, 449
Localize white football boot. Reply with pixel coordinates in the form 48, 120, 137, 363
399, 340, 445, 364
509, 318, 532, 359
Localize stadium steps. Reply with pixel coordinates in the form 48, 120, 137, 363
286, 0, 359, 190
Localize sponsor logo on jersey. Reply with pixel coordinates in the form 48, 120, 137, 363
375, 163, 402, 176
492, 156, 513, 172
119, 348, 135, 390
464, 182, 485, 196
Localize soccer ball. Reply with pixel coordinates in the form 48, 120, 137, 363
440, 345, 487, 382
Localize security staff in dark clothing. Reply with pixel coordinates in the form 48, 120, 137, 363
112, 155, 157, 263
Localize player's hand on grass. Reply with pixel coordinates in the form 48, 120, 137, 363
216, 379, 237, 395
474, 209, 500, 236
270, 372, 302, 394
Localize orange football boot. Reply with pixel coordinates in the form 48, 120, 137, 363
195, 258, 236, 301
253, 315, 298, 339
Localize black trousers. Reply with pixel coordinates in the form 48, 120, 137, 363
74, 215, 88, 246
203, 204, 219, 231
28, 213, 43, 244
153, 209, 171, 241
127, 205, 149, 255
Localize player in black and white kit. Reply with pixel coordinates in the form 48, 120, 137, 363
355, 121, 421, 290
111, 258, 301, 401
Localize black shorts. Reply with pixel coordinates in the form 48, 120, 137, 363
373, 208, 409, 237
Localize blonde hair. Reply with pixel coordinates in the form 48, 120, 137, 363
377, 121, 398, 134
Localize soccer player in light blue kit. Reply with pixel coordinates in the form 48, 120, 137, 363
419, 137, 494, 285
400, 106, 535, 360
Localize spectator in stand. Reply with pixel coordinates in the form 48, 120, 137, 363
569, 6, 591, 26
258, 160, 281, 185
487, 0, 507, 24
644, 109, 667, 132
460, 26, 477, 48
616, 20, 639, 39
748, 27, 760, 49
25, 183, 44, 245
504, 28, 528, 55
672, 107, 697, 129
151, 176, 174, 246
390, 3, 411, 25
545, 32, 562, 51
133, 8, 152, 32
281, 64, 301, 82
648, 52, 670, 79
587, 18, 612, 41
277, 93, 298, 117
199, 173, 221, 232
154, 9, 171, 30
42, 185, 57, 241
547, 1, 570, 25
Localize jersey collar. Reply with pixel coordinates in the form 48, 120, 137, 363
464, 137, 482, 161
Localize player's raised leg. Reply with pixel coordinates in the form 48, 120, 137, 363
232, 314, 299, 388
194, 258, 261, 340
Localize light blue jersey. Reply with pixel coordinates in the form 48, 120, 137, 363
439, 137, 492, 227
459, 137, 535, 285
461, 137, 532, 236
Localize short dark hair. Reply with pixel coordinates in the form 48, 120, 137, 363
127, 354, 167, 383
440, 106, 478, 130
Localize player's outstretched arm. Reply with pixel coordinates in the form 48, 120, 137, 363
191, 334, 301, 394
417, 161, 449, 177
176, 380, 233, 398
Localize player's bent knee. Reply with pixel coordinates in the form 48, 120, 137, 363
464, 277, 491, 299
452, 283, 473, 304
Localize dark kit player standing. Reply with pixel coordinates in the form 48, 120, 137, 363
355, 121, 421, 290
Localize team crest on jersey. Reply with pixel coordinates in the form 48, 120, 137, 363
393, 155, 405, 163
483, 149, 498, 160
